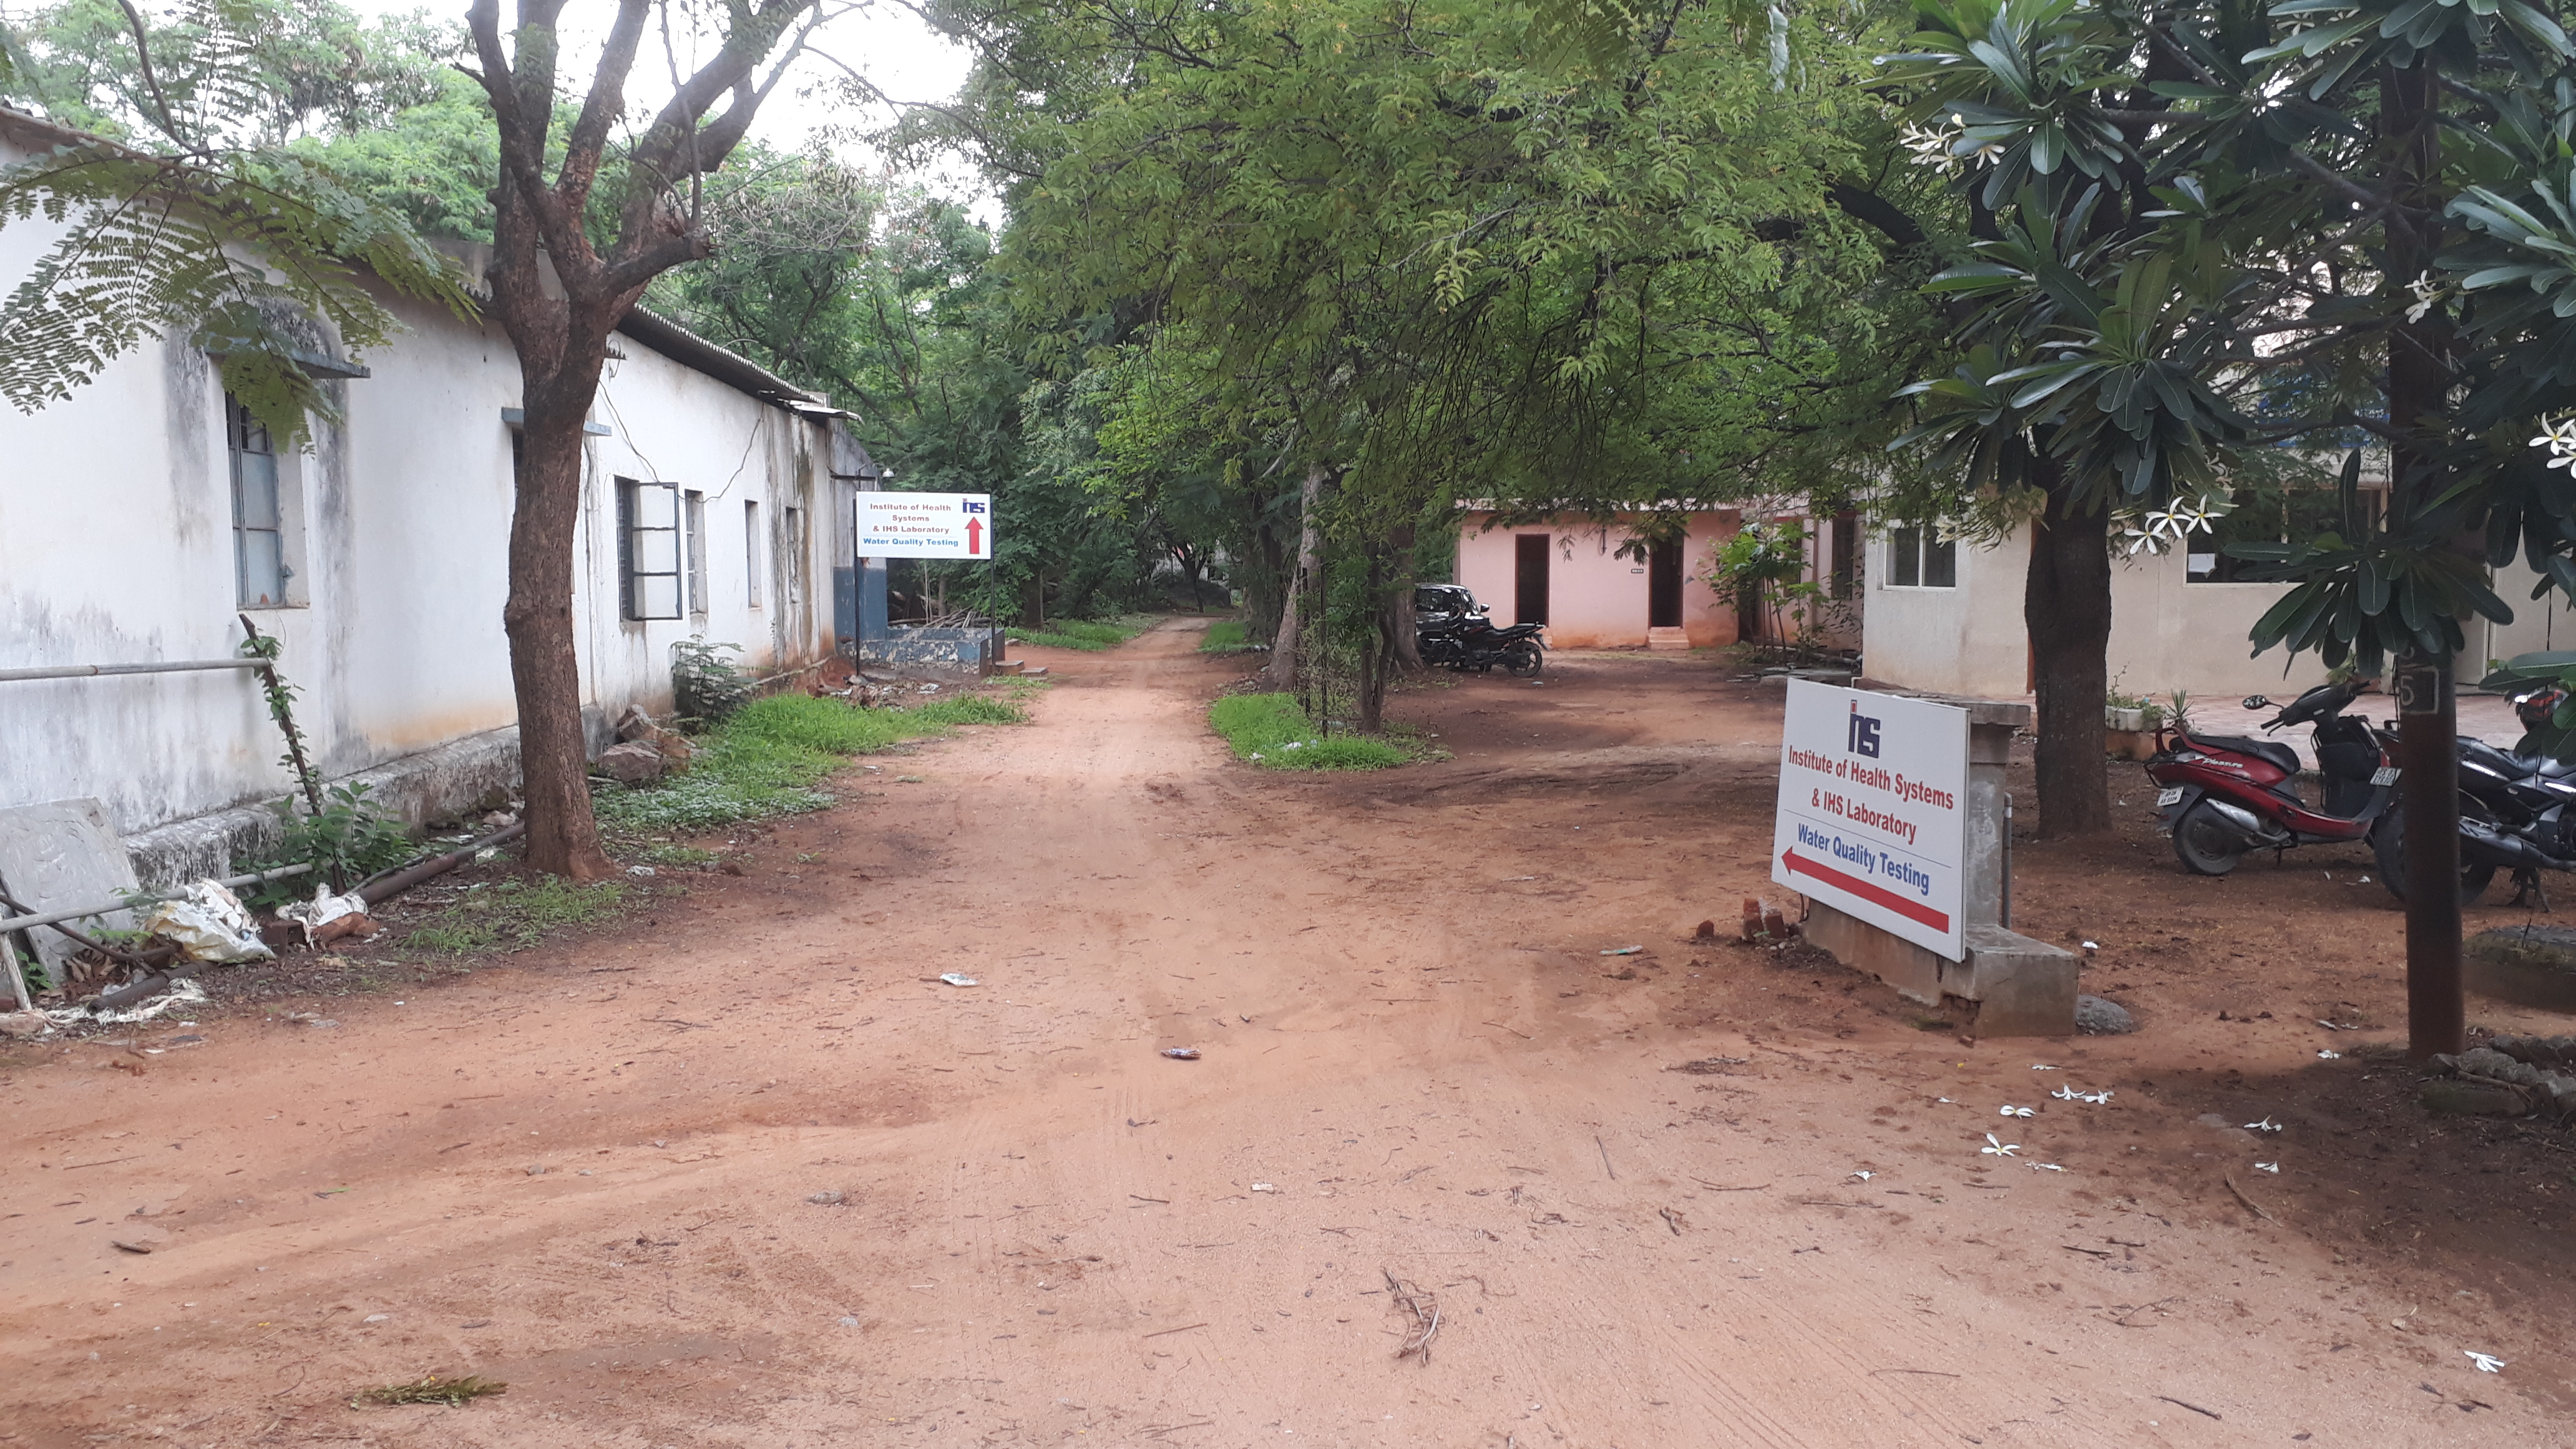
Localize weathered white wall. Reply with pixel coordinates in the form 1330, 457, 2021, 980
1454, 511, 1740, 648
1860, 528, 2031, 695
1860, 524, 2334, 701
0, 125, 842, 855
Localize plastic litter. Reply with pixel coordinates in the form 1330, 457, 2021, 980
276, 884, 373, 946
2030, 1064, 2062, 1071
1601, 946, 1644, 956
2466, 1351, 2505, 1373
2254, 1161, 2281, 1173
939, 973, 978, 987
2029, 1163, 2067, 1173
2245, 1116, 2283, 1132
1160, 1047, 1201, 1060
2316, 1049, 2341, 1060
1251, 1183, 1277, 1193
44, 977, 208, 1027
140, 881, 272, 964
1850, 1170, 1875, 1181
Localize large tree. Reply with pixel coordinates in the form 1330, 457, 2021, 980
460, 0, 824, 879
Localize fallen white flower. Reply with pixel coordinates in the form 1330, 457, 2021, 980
2030, 1163, 2067, 1173
2466, 1350, 2505, 1373
1999, 1105, 2034, 1118
1981, 1133, 2020, 1158
1851, 1170, 1875, 1181
2317, 1050, 2341, 1060
2245, 1116, 2282, 1133
2255, 1162, 2281, 1173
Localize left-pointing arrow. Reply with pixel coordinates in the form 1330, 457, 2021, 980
1780, 847, 1949, 932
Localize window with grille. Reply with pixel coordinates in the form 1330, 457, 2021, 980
618, 478, 683, 620
230, 396, 289, 607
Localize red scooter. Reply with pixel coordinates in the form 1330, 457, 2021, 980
2144, 681, 2400, 876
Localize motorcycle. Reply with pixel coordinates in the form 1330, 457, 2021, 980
2373, 714, 2576, 907
2144, 680, 2399, 877
1415, 587, 1547, 676
1422, 614, 1547, 676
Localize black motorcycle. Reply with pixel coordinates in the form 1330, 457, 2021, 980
1413, 584, 1546, 676
2373, 716, 2576, 907
1422, 615, 1546, 676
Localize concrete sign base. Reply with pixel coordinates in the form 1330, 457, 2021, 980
0, 797, 141, 979
1805, 903, 2078, 1037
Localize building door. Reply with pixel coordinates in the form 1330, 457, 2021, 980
1647, 539, 1684, 628
1514, 534, 1551, 625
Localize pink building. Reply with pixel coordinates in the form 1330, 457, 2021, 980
1451, 509, 1744, 649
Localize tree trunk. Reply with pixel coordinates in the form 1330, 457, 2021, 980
2024, 476, 2114, 839
2384, 53, 2466, 1059
1264, 462, 1329, 690
1384, 520, 1424, 676
504, 377, 615, 881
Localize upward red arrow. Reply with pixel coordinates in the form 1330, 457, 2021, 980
966, 516, 985, 555
1779, 847, 1951, 932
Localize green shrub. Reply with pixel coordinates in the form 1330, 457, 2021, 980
1208, 693, 1405, 770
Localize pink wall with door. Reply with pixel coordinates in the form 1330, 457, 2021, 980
1451, 511, 1742, 648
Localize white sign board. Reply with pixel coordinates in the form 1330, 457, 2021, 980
1770, 680, 1969, 962
856, 491, 993, 559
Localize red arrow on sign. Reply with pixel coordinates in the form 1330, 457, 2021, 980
1779, 848, 1951, 932
966, 516, 984, 555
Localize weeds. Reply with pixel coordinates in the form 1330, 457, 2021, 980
1208, 693, 1406, 770
1199, 618, 1253, 653
594, 692, 1027, 838
1013, 615, 1153, 651
404, 877, 627, 955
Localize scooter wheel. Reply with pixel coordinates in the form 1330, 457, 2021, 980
2368, 805, 2496, 905
2170, 799, 2245, 877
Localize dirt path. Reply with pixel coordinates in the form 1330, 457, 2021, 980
7, 622, 2573, 1447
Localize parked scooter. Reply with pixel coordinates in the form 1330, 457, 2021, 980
2144, 681, 2399, 877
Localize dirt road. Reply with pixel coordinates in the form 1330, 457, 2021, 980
8, 620, 2574, 1447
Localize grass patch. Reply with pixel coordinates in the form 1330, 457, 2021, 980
1199, 618, 1253, 653
1208, 693, 1407, 770
405, 876, 628, 955
1013, 615, 1154, 651
637, 843, 725, 869
593, 691, 1028, 837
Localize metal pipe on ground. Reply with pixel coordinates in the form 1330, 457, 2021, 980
358, 822, 527, 905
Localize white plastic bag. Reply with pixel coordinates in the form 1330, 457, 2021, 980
141, 881, 274, 964
278, 884, 371, 945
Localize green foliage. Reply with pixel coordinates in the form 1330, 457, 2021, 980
1199, 620, 1252, 653
595, 692, 1025, 837
248, 782, 412, 904
1013, 616, 1150, 651
403, 876, 623, 955
669, 638, 752, 729
1208, 694, 1406, 771
0, 0, 476, 445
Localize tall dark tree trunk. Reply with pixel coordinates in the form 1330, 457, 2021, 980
1383, 519, 1424, 677
2384, 53, 2466, 1059
2025, 473, 2114, 839
1264, 462, 1329, 690
502, 356, 619, 881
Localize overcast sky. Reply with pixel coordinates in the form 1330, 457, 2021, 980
343, 1, 990, 199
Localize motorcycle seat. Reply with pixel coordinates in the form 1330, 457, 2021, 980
2192, 734, 2300, 775
2466, 739, 2576, 782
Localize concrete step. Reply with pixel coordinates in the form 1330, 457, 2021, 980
1646, 627, 1691, 651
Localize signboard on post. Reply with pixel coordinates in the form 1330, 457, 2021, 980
1771, 680, 1969, 962
856, 492, 993, 559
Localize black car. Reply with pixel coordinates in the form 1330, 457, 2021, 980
1413, 584, 1485, 626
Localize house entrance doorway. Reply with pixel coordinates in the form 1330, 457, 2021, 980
1514, 534, 1551, 625
1647, 539, 1684, 629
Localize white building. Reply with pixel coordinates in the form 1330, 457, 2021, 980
0, 109, 874, 882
